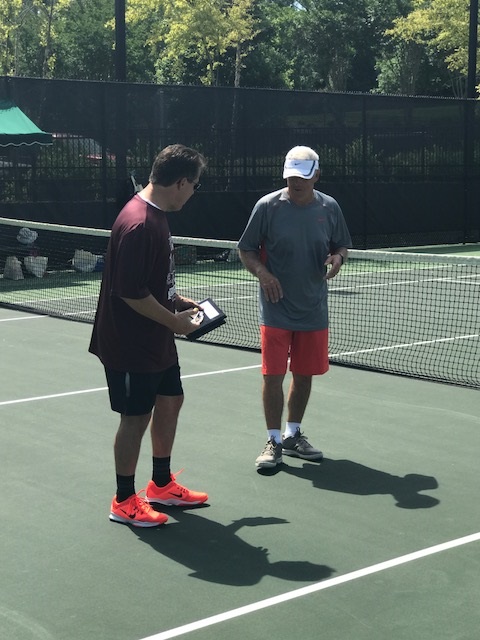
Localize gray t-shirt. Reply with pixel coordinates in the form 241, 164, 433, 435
238, 188, 352, 331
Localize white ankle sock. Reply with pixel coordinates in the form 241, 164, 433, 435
267, 429, 282, 443
284, 422, 300, 439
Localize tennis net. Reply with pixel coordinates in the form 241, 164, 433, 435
1, 216, 479, 388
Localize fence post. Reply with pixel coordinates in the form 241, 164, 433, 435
463, 99, 476, 242
361, 95, 368, 249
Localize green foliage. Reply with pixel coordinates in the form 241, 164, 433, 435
0, 0, 477, 95
238, 0, 300, 88
292, 0, 413, 91
125, 0, 257, 86
0, 0, 42, 76
384, 0, 479, 95
0, 0, 115, 79
52, 0, 115, 80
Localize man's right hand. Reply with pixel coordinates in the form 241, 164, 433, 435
258, 270, 283, 303
173, 308, 203, 336
238, 250, 283, 303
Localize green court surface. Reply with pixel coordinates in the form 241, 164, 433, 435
1, 307, 479, 640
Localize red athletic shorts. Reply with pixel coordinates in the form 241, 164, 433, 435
260, 325, 329, 376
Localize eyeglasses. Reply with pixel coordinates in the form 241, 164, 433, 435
185, 178, 201, 191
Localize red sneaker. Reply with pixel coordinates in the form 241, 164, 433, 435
109, 491, 168, 527
146, 474, 208, 506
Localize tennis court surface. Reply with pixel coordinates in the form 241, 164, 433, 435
1, 304, 479, 640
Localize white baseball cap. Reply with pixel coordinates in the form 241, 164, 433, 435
17, 227, 38, 244
283, 146, 319, 179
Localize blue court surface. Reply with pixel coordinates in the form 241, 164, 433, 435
1, 307, 479, 640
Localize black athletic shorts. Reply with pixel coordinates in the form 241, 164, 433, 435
105, 364, 183, 416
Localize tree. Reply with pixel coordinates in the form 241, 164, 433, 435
0, 0, 116, 80
228, 0, 259, 87
269, 0, 413, 92
0, 0, 43, 76
126, 0, 257, 87
1, 0, 469, 97
384, 0, 479, 96
121, 0, 158, 82
232, 0, 300, 89
50, 0, 115, 80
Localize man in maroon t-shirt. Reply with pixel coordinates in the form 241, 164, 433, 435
89, 144, 208, 527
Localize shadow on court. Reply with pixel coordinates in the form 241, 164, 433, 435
131, 512, 335, 586
279, 458, 439, 509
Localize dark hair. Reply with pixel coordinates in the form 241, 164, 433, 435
149, 144, 206, 186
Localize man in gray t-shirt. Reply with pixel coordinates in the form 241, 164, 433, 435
238, 145, 352, 470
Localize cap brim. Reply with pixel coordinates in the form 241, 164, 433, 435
282, 159, 318, 180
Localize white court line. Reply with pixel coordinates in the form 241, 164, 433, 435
0, 387, 109, 406
2, 329, 478, 406
330, 332, 479, 358
0, 365, 261, 407
139, 531, 480, 640
182, 365, 260, 378
0, 315, 47, 322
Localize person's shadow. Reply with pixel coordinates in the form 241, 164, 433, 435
281, 458, 439, 509
133, 512, 334, 586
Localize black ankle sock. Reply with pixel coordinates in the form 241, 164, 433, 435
116, 474, 135, 503
152, 456, 171, 487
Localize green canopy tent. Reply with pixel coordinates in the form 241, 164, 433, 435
0, 100, 52, 204
0, 100, 52, 147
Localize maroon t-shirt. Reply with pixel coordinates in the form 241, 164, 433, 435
89, 195, 178, 372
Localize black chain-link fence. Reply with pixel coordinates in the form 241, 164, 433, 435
1, 76, 479, 247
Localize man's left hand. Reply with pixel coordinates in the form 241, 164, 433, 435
324, 254, 343, 280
